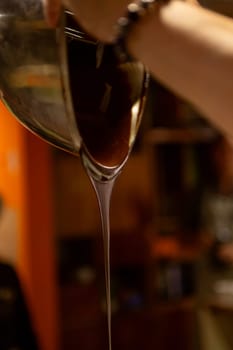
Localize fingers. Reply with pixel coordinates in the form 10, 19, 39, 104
187, 0, 200, 5
42, 0, 62, 27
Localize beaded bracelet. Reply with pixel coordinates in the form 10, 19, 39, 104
114, 0, 160, 62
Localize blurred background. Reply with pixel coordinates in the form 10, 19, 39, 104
0, 1, 232, 350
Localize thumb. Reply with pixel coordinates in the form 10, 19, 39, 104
42, 0, 62, 27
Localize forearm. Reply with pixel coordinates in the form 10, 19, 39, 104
127, 1, 233, 136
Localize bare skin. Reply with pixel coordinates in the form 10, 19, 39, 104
43, 0, 132, 40
42, 0, 233, 138
42, 0, 62, 27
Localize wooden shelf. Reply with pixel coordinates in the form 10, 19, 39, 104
149, 236, 202, 262
54, 82, 219, 350
144, 127, 217, 144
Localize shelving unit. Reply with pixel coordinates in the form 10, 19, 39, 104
51, 77, 222, 350
144, 126, 216, 145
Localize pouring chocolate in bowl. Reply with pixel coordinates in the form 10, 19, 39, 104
0, 1, 149, 181
0, 3, 149, 349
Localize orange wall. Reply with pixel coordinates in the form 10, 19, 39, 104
0, 105, 23, 207
0, 102, 59, 350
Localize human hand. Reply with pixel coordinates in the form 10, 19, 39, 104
42, 0, 200, 41
179, 0, 199, 4
42, 0, 130, 42
186, 0, 199, 4
67, 0, 133, 42
42, 0, 62, 27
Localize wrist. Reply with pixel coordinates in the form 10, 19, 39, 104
125, 0, 191, 62
114, 0, 164, 61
